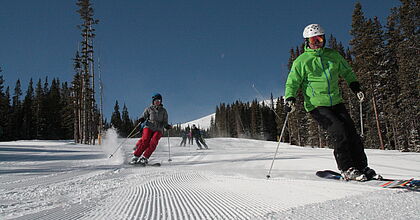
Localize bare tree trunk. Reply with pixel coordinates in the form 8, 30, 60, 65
90, 33, 96, 145
73, 97, 78, 143
372, 96, 384, 150
82, 74, 87, 144
98, 58, 104, 145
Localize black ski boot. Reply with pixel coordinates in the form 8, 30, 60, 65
362, 167, 382, 180
129, 156, 140, 165
138, 156, 148, 166
341, 167, 367, 181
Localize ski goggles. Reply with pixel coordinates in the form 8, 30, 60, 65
308, 35, 324, 44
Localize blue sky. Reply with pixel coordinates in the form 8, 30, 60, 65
0, 0, 400, 124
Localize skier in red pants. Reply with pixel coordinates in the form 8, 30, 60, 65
130, 93, 172, 165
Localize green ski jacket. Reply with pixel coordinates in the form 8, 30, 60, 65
285, 47, 358, 112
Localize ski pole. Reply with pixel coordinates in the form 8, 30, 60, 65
167, 130, 172, 162
266, 112, 290, 179
360, 102, 363, 136
109, 122, 142, 158
251, 84, 291, 179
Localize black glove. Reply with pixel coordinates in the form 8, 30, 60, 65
138, 117, 145, 124
349, 82, 365, 102
349, 82, 362, 94
165, 124, 172, 130
285, 97, 296, 113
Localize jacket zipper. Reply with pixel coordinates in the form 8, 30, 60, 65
319, 55, 333, 106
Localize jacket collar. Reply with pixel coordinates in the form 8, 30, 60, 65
304, 46, 325, 56
151, 104, 163, 109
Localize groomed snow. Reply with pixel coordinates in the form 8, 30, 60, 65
1, 130, 419, 219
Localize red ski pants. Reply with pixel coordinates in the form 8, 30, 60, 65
133, 128, 163, 158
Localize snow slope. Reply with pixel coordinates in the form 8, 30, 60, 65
177, 98, 280, 130
1, 134, 419, 219
178, 113, 215, 130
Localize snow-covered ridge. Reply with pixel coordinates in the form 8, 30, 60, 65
177, 98, 282, 130
178, 113, 215, 130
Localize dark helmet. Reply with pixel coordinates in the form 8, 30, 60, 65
152, 93, 162, 102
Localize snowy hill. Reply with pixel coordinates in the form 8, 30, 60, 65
177, 98, 280, 130
178, 113, 215, 130
1, 133, 419, 219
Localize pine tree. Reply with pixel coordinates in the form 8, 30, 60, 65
216, 103, 228, 137
226, 104, 235, 137
72, 52, 82, 142
214, 106, 220, 136
21, 79, 35, 139
350, 2, 370, 144
382, 7, 402, 150
232, 102, 242, 138
0, 75, 9, 140
250, 100, 262, 139
61, 82, 74, 139
209, 116, 216, 137
350, 16, 387, 150
34, 79, 47, 139
121, 104, 133, 137
45, 79, 63, 139
111, 100, 122, 134
3, 87, 12, 140
11, 80, 23, 140
394, 0, 419, 151
74, 0, 100, 144
242, 102, 252, 137
265, 94, 277, 141
349, 2, 383, 149
275, 97, 286, 141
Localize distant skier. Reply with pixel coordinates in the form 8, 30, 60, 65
180, 129, 187, 147
130, 93, 172, 165
187, 127, 193, 145
191, 124, 208, 150
284, 24, 378, 181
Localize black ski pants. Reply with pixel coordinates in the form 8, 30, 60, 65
194, 136, 208, 149
180, 137, 187, 146
310, 103, 367, 171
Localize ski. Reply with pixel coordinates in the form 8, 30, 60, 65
316, 170, 419, 190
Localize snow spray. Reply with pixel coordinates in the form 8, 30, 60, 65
101, 128, 124, 165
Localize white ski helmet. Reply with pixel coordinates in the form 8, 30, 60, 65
303, 24, 325, 38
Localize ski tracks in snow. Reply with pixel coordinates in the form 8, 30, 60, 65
3, 139, 419, 219
85, 168, 286, 220
1, 167, 126, 220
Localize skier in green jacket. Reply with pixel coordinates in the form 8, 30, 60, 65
284, 24, 379, 181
